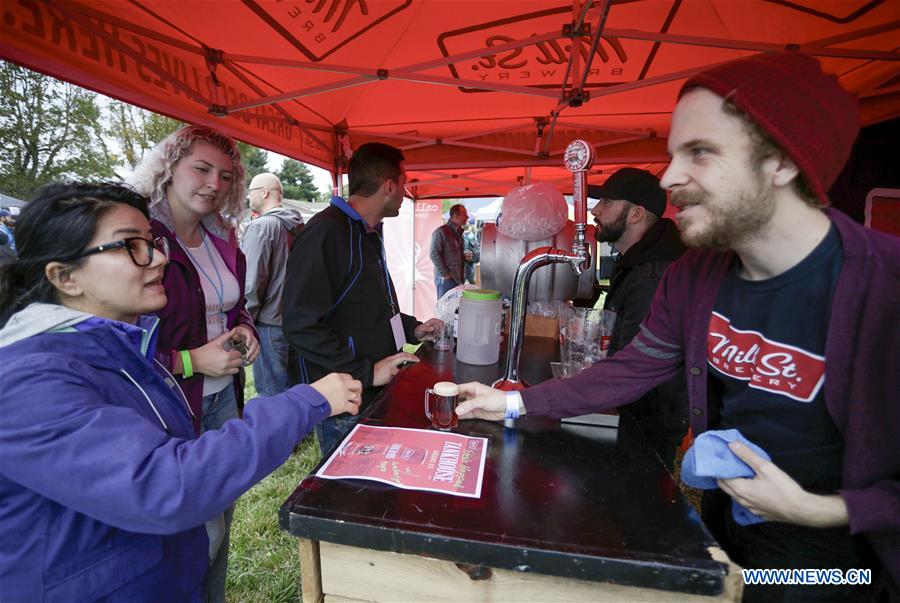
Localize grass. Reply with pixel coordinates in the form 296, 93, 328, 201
226, 371, 322, 603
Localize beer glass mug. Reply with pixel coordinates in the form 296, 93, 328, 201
424, 381, 459, 431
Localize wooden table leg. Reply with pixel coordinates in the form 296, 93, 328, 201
299, 538, 323, 603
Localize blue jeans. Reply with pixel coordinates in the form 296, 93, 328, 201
315, 413, 362, 456
201, 386, 239, 603
435, 276, 459, 300
202, 385, 239, 432
252, 323, 294, 396
465, 262, 476, 285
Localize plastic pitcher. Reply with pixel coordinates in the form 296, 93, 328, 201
456, 289, 502, 365
558, 304, 617, 377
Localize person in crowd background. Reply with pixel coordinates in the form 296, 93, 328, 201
127, 124, 259, 602
456, 53, 898, 601
0, 182, 361, 602
0, 230, 14, 265
283, 142, 442, 455
430, 203, 468, 298
588, 167, 688, 471
0, 208, 16, 254
463, 223, 480, 285
241, 172, 305, 396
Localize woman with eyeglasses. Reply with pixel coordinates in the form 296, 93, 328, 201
127, 125, 258, 600
0, 183, 361, 602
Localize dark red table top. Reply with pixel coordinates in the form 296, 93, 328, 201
280, 338, 730, 596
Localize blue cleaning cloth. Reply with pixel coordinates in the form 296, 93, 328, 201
681, 429, 771, 526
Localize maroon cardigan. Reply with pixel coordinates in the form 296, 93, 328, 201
151, 218, 256, 434
522, 208, 900, 589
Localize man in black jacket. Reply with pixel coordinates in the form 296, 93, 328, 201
589, 167, 688, 470
283, 142, 442, 454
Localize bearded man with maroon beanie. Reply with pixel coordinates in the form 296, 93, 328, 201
457, 53, 899, 602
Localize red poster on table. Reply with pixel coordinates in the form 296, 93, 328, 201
316, 424, 489, 498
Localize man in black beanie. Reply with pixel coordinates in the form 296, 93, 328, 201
588, 168, 688, 470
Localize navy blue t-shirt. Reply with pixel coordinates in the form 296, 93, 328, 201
708, 224, 844, 493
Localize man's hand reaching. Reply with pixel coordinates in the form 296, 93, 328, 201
372, 351, 419, 386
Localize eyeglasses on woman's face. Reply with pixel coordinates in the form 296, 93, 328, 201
74, 236, 169, 267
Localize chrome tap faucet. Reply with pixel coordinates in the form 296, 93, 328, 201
494, 140, 595, 391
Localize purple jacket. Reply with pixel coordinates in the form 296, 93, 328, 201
151, 217, 256, 433
0, 306, 330, 602
522, 209, 900, 588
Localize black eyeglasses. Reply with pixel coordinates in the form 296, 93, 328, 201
73, 236, 169, 267
246, 187, 263, 202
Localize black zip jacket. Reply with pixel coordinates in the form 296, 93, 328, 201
283, 198, 419, 401
606, 218, 687, 352
605, 218, 689, 451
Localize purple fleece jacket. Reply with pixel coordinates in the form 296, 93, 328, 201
0, 310, 330, 602
522, 208, 900, 589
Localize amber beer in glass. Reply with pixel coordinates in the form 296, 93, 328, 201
424, 381, 459, 431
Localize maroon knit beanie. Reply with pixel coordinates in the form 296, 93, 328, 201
681, 52, 859, 205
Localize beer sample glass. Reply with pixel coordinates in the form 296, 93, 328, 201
424, 381, 459, 431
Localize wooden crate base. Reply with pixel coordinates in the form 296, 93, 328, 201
523, 315, 558, 338
299, 539, 742, 603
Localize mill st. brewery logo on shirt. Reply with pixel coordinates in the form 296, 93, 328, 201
707, 312, 825, 403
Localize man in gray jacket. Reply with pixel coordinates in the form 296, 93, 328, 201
242, 172, 304, 395
430, 203, 469, 299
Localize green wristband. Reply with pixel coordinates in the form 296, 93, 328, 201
180, 350, 194, 378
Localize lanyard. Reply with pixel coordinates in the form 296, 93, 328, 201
375, 232, 397, 315
180, 232, 227, 324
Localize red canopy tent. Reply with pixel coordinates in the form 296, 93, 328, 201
2, 0, 898, 199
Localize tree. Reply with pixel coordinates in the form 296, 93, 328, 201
0, 62, 116, 198
318, 180, 345, 202
0, 62, 274, 199
278, 159, 320, 201
105, 101, 181, 172
237, 143, 269, 183
107, 104, 269, 185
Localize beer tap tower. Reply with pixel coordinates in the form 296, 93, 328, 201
494, 140, 595, 390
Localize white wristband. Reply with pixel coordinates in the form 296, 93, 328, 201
504, 391, 521, 420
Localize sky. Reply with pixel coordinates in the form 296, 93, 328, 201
93, 91, 337, 197
267, 151, 334, 194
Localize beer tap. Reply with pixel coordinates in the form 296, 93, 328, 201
494, 140, 595, 391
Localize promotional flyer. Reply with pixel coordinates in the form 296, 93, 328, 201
316, 424, 488, 498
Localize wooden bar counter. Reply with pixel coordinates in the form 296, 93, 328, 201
280, 338, 742, 602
